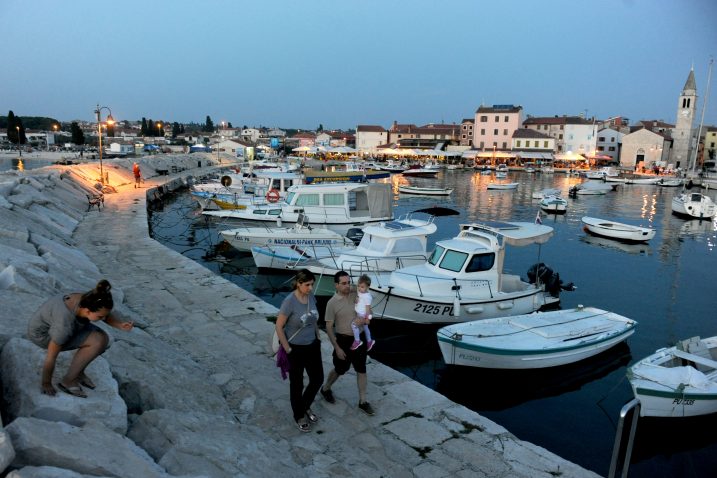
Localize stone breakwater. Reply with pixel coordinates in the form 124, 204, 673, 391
0, 154, 600, 477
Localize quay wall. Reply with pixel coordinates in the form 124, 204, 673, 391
0, 155, 601, 477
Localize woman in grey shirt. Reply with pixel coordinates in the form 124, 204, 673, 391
27, 279, 133, 398
275, 269, 322, 432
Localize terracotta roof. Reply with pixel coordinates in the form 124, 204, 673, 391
356, 125, 386, 132
462, 118, 474, 124
634, 120, 674, 130
513, 129, 552, 139
292, 132, 317, 139
390, 123, 418, 133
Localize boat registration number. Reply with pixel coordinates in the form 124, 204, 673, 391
672, 398, 695, 406
413, 303, 454, 315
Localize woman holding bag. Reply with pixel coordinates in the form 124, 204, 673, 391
275, 269, 323, 432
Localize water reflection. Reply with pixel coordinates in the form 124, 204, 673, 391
580, 233, 653, 255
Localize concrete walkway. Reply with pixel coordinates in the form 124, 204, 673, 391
73, 167, 600, 478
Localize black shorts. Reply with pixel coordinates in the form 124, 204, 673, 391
333, 333, 367, 375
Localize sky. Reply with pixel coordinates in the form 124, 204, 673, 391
2, 0, 716, 130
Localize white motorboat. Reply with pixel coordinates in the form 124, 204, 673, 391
202, 182, 394, 235
532, 188, 561, 200
671, 192, 717, 219
657, 178, 683, 187
402, 164, 439, 177
305, 214, 438, 295
569, 181, 613, 196
378, 160, 406, 173
251, 242, 355, 270
624, 176, 661, 185
584, 166, 619, 180
220, 213, 354, 253
398, 185, 453, 196
365, 221, 573, 325
191, 171, 302, 210
539, 195, 568, 214
437, 306, 636, 369
487, 182, 518, 190
581, 216, 656, 242
494, 171, 508, 179
628, 336, 717, 417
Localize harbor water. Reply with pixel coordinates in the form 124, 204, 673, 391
149, 169, 717, 477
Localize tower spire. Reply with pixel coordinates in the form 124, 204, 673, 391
683, 68, 697, 94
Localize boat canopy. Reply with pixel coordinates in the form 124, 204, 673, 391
460, 221, 554, 246
366, 183, 392, 219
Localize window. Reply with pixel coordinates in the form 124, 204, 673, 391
465, 253, 495, 272
439, 249, 468, 273
544, 141, 548, 148
560, 125, 564, 130
481, 128, 485, 135
493, 129, 498, 135
611, 137, 615, 142
503, 129, 508, 135
504, 116, 509, 122
516, 140, 522, 147
597, 146, 604, 151
479, 141, 484, 148
533, 141, 538, 148
480, 116, 487, 122
502, 142, 507, 149
608, 146, 616, 152
462, 134, 466, 139
428, 245, 445, 265
323, 193, 344, 206
559, 134, 563, 140
495, 116, 499, 122
295, 194, 320, 206
598, 136, 605, 142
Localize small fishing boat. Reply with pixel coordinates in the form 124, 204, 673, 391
398, 185, 453, 196
569, 181, 613, 196
539, 195, 568, 213
624, 176, 661, 185
628, 336, 717, 417
532, 188, 561, 200
657, 178, 683, 187
487, 182, 518, 190
402, 164, 439, 178
671, 192, 717, 219
437, 306, 636, 369
581, 216, 656, 242
220, 214, 354, 252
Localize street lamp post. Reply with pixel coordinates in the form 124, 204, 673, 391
94, 104, 115, 185
16, 126, 22, 158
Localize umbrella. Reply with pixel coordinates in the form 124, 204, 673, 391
554, 151, 586, 161
329, 146, 356, 154
292, 146, 312, 152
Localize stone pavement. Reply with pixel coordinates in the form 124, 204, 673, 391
72, 165, 601, 478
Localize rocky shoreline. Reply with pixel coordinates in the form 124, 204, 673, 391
0, 154, 600, 477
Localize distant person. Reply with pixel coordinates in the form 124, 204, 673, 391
351, 274, 375, 351
275, 269, 323, 432
27, 279, 134, 398
320, 271, 375, 416
133, 162, 141, 188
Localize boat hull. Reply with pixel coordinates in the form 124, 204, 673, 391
437, 307, 636, 368
671, 194, 717, 219
398, 186, 453, 196
221, 228, 350, 252
581, 217, 656, 242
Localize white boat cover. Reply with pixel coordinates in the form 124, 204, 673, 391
366, 183, 393, 219
632, 363, 714, 390
460, 221, 554, 246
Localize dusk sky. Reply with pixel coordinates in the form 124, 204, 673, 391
3, 0, 716, 130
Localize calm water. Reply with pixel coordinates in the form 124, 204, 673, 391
149, 170, 717, 477
0, 156, 56, 172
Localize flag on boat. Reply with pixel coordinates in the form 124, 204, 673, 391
535, 210, 542, 225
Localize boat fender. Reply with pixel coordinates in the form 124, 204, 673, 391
453, 296, 461, 317
497, 302, 514, 310
465, 306, 484, 314
276, 217, 282, 227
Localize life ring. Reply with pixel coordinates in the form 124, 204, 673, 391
266, 189, 280, 203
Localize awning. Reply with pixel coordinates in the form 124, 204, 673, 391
515, 152, 554, 159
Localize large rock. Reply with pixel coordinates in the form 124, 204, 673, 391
0, 425, 15, 475
1, 338, 127, 434
7, 465, 111, 477
128, 409, 299, 477
5, 417, 169, 478
104, 333, 232, 417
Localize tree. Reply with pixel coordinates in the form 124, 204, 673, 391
70, 122, 85, 145
141, 118, 148, 136
317, 124, 324, 132
227, 122, 233, 128
148, 119, 155, 137
6, 110, 26, 146
172, 122, 180, 139
203, 115, 214, 132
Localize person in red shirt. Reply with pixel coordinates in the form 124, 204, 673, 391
132, 162, 141, 188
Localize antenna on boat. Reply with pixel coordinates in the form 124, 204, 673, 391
689, 57, 714, 179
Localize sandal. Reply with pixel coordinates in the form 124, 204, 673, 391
79, 375, 96, 390
306, 409, 318, 423
57, 382, 87, 398
296, 417, 311, 433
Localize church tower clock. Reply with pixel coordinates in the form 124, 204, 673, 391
671, 68, 697, 169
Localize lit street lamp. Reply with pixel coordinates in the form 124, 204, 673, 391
16, 126, 22, 158
94, 104, 115, 185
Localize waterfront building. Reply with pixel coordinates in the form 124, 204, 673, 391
460, 118, 474, 147
619, 128, 668, 171
523, 115, 596, 155
241, 128, 262, 144
511, 129, 554, 163
356, 125, 388, 153
704, 129, 717, 171
596, 128, 624, 162
670, 68, 698, 169
473, 105, 523, 151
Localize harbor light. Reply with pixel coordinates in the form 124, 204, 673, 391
94, 104, 115, 185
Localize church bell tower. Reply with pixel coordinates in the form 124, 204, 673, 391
671, 68, 697, 169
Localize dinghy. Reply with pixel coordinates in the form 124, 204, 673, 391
437, 306, 636, 369
628, 336, 717, 417
581, 216, 656, 242
487, 182, 518, 190
539, 195, 568, 213
398, 185, 453, 196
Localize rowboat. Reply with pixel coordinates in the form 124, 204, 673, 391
437, 306, 636, 369
532, 188, 561, 200
539, 195, 567, 213
581, 216, 656, 242
487, 182, 518, 190
398, 185, 453, 196
628, 336, 717, 417
657, 178, 683, 187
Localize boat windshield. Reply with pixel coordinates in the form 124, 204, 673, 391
465, 253, 495, 272
285, 192, 296, 204
428, 245, 445, 265
439, 250, 468, 273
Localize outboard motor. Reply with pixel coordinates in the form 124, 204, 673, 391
527, 263, 575, 298
568, 186, 578, 198
346, 228, 365, 245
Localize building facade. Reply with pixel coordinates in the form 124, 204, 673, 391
460, 118, 474, 147
596, 128, 624, 162
619, 128, 667, 171
473, 105, 523, 151
355, 125, 388, 153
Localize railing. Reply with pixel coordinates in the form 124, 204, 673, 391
608, 398, 641, 478
375, 269, 495, 298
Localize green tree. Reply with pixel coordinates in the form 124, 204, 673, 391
317, 124, 324, 132
172, 122, 180, 138
148, 119, 155, 137
70, 122, 85, 145
203, 115, 214, 132
6, 110, 26, 146
227, 122, 233, 128
141, 118, 148, 136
